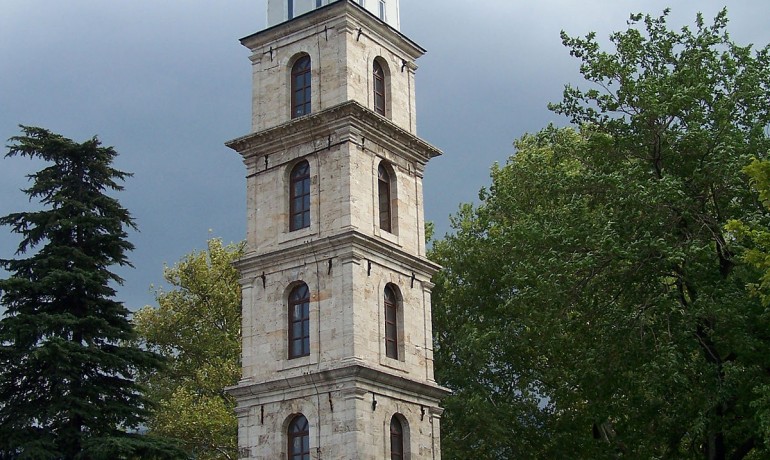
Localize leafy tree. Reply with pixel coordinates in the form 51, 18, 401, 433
727, 159, 770, 306
134, 238, 243, 460
432, 9, 770, 459
0, 126, 185, 459
726, 159, 770, 447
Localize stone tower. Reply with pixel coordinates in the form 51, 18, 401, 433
226, 1, 448, 458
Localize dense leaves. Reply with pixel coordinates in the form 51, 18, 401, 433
726, 159, 770, 448
134, 238, 243, 460
432, 9, 770, 459
0, 126, 184, 459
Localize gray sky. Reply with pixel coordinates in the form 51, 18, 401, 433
2, 0, 769, 310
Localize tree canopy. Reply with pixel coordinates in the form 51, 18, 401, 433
432, 9, 770, 459
0, 126, 184, 459
134, 238, 243, 460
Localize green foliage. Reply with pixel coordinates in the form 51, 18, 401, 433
134, 238, 243, 460
0, 126, 185, 459
726, 159, 770, 448
727, 159, 770, 306
432, 9, 770, 460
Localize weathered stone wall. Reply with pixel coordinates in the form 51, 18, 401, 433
238, 242, 437, 384
242, 131, 427, 260
227, 3, 445, 458
246, 2, 420, 135
233, 375, 443, 459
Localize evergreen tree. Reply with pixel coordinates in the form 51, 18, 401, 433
0, 126, 184, 459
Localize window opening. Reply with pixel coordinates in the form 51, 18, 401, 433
378, 164, 391, 232
291, 56, 311, 119
373, 60, 386, 116
390, 416, 404, 460
379, 0, 386, 20
288, 0, 294, 19
384, 285, 398, 359
288, 415, 310, 460
289, 283, 311, 359
316, 0, 323, 7
290, 161, 311, 231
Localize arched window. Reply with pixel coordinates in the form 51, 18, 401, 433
373, 60, 386, 116
288, 415, 310, 460
291, 55, 311, 119
384, 285, 399, 359
290, 161, 311, 231
378, 164, 392, 232
390, 416, 404, 460
289, 283, 310, 359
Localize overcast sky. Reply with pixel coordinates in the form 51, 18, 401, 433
2, 0, 769, 311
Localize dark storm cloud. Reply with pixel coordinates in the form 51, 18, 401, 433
1, 0, 768, 310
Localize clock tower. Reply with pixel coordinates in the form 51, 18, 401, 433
226, 1, 448, 458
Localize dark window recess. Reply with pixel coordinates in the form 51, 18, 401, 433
390, 416, 404, 460
378, 164, 391, 232
290, 161, 311, 231
289, 283, 311, 359
291, 56, 311, 118
288, 415, 310, 460
384, 285, 398, 359
373, 60, 386, 116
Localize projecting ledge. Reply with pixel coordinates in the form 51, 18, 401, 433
224, 101, 442, 165
225, 363, 451, 403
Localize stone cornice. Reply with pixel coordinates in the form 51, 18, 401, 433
225, 101, 442, 168
226, 363, 451, 403
239, 0, 425, 60
233, 229, 441, 279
